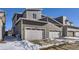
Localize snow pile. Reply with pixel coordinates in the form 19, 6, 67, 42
55, 37, 79, 44
67, 40, 76, 43
0, 42, 24, 50
0, 40, 40, 50
20, 40, 41, 50
56, 39, 65, 42
64, 37, 79, 40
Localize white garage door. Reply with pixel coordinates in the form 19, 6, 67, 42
25, 29, 43, 40
75, 32, 79, 37
49, 32, 60, 39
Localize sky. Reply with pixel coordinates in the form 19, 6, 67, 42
0, 8, 79, 31
0, 8, 25, 31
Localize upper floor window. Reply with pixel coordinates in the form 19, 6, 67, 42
33, 14, 36, 19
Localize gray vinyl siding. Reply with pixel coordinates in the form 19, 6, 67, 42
26, 11, 42, 20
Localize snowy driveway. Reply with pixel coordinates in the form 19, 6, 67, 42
4, 36, 18, 41
0, 36, 40, 50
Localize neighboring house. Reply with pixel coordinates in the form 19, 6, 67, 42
12, 9, 62, 40
0, 11, 5, 41
55, 16, 79, 37
8, 30, 12, 36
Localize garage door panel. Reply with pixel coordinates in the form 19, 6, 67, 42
25, 29, 43, 40
49, 32, 60, 39
75, 32, 79, 37
67, 32, 74, 37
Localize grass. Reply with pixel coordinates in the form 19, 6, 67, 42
30, 40, 79, 50
44, 42, 79, 50
30, 40, 43, 46
30, 39, 54, 46
40, 42, 79, 50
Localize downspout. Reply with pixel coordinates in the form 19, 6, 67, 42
21, 20, 24, 40
45, 17, 49, 40
62, 25, 67, 37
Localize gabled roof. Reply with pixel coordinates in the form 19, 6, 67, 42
67, 25, 79, 29
55, 16, 79, 29
41, 15, 63, 27
54, 16, 67, 24
12, 13, 23, 21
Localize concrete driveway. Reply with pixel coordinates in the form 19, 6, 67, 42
4, 36, 18, 41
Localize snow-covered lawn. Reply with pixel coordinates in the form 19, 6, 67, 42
0, 36, 40, 50
0, 40, 40, 50
0, 41, 25, 50
0, 36, 79, 50
55, 37, 79, 43
64, 37, 79, 40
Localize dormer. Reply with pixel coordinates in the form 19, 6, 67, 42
23, 8, 42, 20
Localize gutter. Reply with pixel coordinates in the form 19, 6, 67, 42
14, 17, 48, 25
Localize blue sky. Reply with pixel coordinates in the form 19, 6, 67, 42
0, 8, 79, 31
0, 8, 25, 31
43, 8, 79, 27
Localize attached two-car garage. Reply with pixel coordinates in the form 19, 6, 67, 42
67, 31, 79, 37
67, 27, 79, 37
24, 28, 61, 40
25, 28, 44, 40
49, 31, 60, 39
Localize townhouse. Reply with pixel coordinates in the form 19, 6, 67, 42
12, 8, 63, 40
12, 8, 79, 40
55, 16, 79, 37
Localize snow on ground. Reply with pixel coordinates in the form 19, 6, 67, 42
0, 41, 25, 50
55, 37, 79, 44
64, 37, 79, 40
0, 36, 40, 50
4, 36, 20, 41
0, 40, 40, 50
0, 36, 79, 50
